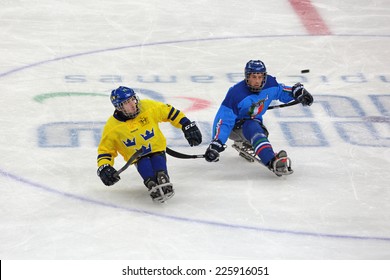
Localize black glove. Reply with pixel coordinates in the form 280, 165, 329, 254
205, 139, 225, 162
182, 121, 202, 146
292, 83, 313, 106
97, 164, 120, 186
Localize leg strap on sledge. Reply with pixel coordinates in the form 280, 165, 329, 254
268, 150, 294, 177
145, 171, 175, 203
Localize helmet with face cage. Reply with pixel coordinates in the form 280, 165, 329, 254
110, 86, 140, 118
244, 60, 267, 92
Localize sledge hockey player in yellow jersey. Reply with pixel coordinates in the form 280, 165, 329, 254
97, 86, 202, 203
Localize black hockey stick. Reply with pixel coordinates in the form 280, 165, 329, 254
114, 149, 144, 177
166, 147, 205, 159
269, 68, 311, 110
268, 99, 300, 109
166, 101, 301, 160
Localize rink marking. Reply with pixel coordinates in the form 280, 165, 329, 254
3, 34, 390, 79
288, 0, 332, 35
33, 92, 108, 103
2, 168, 390, 243
1, 35, 390, 245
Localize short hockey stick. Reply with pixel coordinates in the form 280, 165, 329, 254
166, 147, 205, 159
114, 149, 144, 177
268, 99, 300, 109
268, 69, 310, 109
166, 101, 301, 159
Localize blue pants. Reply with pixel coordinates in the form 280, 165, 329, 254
240, 119, 275, 166
136, 152, 168, 185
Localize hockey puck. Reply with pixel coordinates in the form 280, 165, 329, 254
301, 69, 310, 74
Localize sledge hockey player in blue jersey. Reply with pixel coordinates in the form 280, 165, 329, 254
97, 86, 202, 202
204, 60, 313, 176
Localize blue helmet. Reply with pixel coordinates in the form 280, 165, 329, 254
110, 86, 140, 118
244, 60, 267, 92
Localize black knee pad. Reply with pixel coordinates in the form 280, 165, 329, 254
259, 122, 269, 138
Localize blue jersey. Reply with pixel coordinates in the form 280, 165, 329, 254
212, 75, 295, 143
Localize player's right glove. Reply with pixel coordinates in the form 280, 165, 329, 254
182, 121, 202, 147
205, 139, 225, 162
97, 164, 120, 186
292, 83, 313, 106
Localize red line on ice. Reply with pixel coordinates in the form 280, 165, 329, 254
288, 0, 332, 35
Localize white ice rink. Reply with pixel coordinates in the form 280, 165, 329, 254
1, 0, 390, 261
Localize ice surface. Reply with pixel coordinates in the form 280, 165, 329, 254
0, 0, 389, 260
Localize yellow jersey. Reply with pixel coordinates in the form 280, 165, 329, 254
97, 99, 188, 167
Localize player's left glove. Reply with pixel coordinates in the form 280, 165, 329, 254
97, 164, 120, 186
292, 83, 313, 106
182, 121, 202, 146
205, 139, 225, 162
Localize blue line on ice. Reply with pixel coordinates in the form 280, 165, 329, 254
2, 34, 390, 242
1, 168, 390, 242
1, 34, 390, 78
